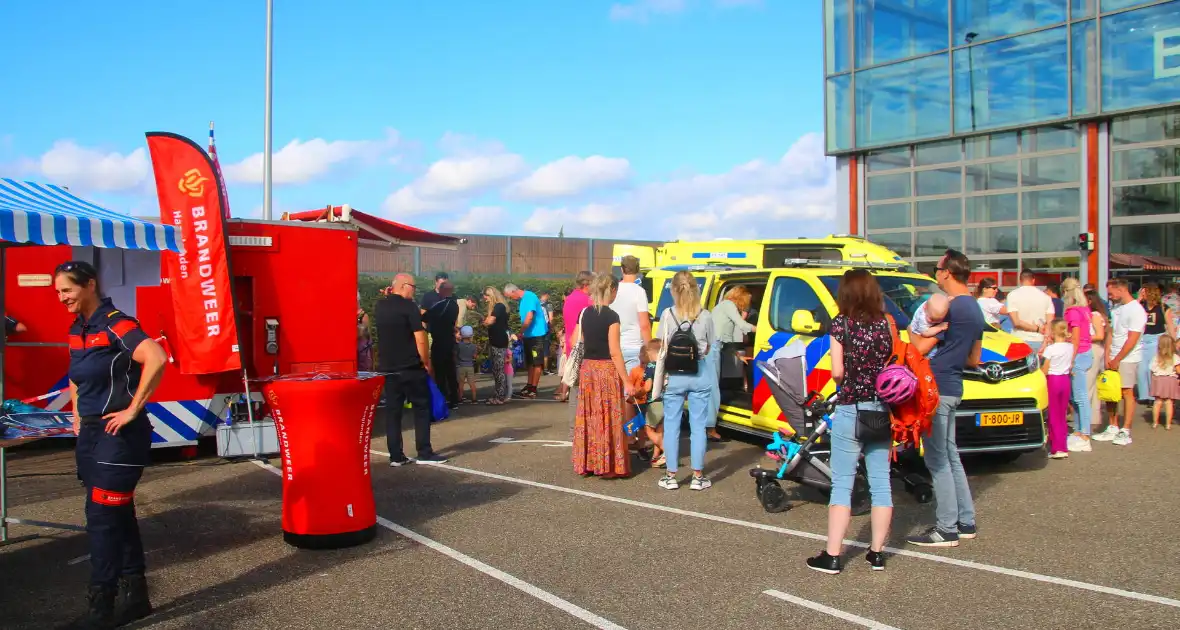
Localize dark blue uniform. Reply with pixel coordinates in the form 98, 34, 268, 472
69, 298, 153, 589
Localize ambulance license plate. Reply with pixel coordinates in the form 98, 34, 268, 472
977, 412, 1023, 427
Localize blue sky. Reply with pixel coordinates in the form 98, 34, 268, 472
0, 0, 834, 240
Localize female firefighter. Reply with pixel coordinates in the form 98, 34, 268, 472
55, 261, 167, 629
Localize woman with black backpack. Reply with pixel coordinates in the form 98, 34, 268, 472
652, 271, 717, 491
807, 269, 896, 574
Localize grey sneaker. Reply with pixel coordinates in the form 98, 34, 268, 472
658, 474, 679, 490
690, 475, 712, 491
906, 526, 960, 547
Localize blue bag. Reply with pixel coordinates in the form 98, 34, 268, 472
624, 406, 646, 437
428, 377, 450, 422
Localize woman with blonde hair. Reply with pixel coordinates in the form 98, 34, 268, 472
1061, 278, 1094, 451
708, 285, 757, 439
483, 286, 511, 405
653, 271, 717, 491
572, 273, 634, 478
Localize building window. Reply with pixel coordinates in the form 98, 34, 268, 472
1023, 222, 1080, 253
1071, 20, 1098, 116
917, 197, 962, 226
916, 229, 963, 256
854, 0, 950, 69
1109, 109, 1180, 252
867, 202, 913, 229
868, 231, 914, 257
916, 167, 963, 196
951, 0, 1067, 44
825, 0, 853, 74
953, 27, 1070, 133
1072, 0, 1096, 20
865, 124, 1083, 272
856, 54, 952, 147
827, 74, 854, 152
966, 225, 1019, 255
966, 192, 1019, 222
867, 172, 912, 200
1100, 2, 1180, 113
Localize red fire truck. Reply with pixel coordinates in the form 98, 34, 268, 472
3, 207, 460, 449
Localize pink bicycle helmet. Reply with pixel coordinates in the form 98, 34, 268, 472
876, 363, 917, 404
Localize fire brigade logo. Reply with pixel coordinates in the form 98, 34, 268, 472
178, 169, 209, 198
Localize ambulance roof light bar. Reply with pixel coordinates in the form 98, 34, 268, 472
779, 258, 908, 271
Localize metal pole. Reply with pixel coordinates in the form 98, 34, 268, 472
263, 0, 274, 221
2, 446, 8, 543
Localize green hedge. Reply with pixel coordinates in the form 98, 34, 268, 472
358, 273, 580, 364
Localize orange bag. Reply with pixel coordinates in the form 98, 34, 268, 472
885, 316, 939, 451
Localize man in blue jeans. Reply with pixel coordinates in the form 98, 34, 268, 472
907, 249, 984, 548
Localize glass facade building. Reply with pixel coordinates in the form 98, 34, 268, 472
825, 0, 1180, 285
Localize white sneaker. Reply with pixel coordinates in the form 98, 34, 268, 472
1091, 425, 1120, 442
690, 476, 713, 491
658, 474, 679, 490
1049, 451, 1069, 459
1112, 430, 1133, 446
1067, 435, 1093, 452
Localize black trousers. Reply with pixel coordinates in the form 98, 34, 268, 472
76, 415, 152, 588
431, 340, 459, 405
384, 369, 435, 458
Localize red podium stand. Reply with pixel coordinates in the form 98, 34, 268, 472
259, 373, 384, 549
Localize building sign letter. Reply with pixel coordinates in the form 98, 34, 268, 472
1156, 28, 1180, 80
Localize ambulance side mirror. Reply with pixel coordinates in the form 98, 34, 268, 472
791, 310, 821, 334
264, 318, 279, 354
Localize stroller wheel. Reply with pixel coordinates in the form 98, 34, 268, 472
758, 479, 790, 513
912, 484, 934, 504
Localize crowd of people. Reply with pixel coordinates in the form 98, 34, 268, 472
971, 271, 1180, 451
360, 254, 1176, 573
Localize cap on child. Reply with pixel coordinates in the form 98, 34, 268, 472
460, 325, 474, 338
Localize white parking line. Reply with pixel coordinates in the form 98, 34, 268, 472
763, 590, 902, 630
250, 460, 627, 630
373, 451, 1180, 610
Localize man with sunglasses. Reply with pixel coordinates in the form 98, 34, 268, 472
907, 249, 983, 548
375, 274, 448, 466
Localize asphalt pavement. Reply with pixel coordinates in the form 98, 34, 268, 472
3, 374, 1179, 629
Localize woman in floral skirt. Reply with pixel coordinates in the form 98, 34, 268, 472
572, 273, 634, 478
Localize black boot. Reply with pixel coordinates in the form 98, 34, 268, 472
60, 584, 116, 630
114, 575, 153, 625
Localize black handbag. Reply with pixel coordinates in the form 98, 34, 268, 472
854, 401, 893, 444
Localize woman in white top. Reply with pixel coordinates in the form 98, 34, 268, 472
974, 278, 1008, 329
652, 271, 717, 492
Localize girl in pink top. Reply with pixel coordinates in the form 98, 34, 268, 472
1061, 278, 1094, 452
557, 271, 595, 402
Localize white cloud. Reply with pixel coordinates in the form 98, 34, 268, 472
28, 141, 150, 192
443, 206, 510, 233
382, 134, 527, 218
507, 155, 631, 200
520, 132, 836, 240
610, 0, 757, 21
222, 129, 400, 185
610, 0, 686, 21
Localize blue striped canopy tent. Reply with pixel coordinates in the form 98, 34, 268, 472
0, 178, 181, 252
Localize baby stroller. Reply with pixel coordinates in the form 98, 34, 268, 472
748, 356, 933, 515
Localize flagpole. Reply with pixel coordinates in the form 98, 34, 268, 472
262, 0, 274, 221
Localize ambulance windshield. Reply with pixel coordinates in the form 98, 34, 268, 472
819, 275, 939, 330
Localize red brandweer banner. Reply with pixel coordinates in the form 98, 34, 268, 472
145, 132, 242, 375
